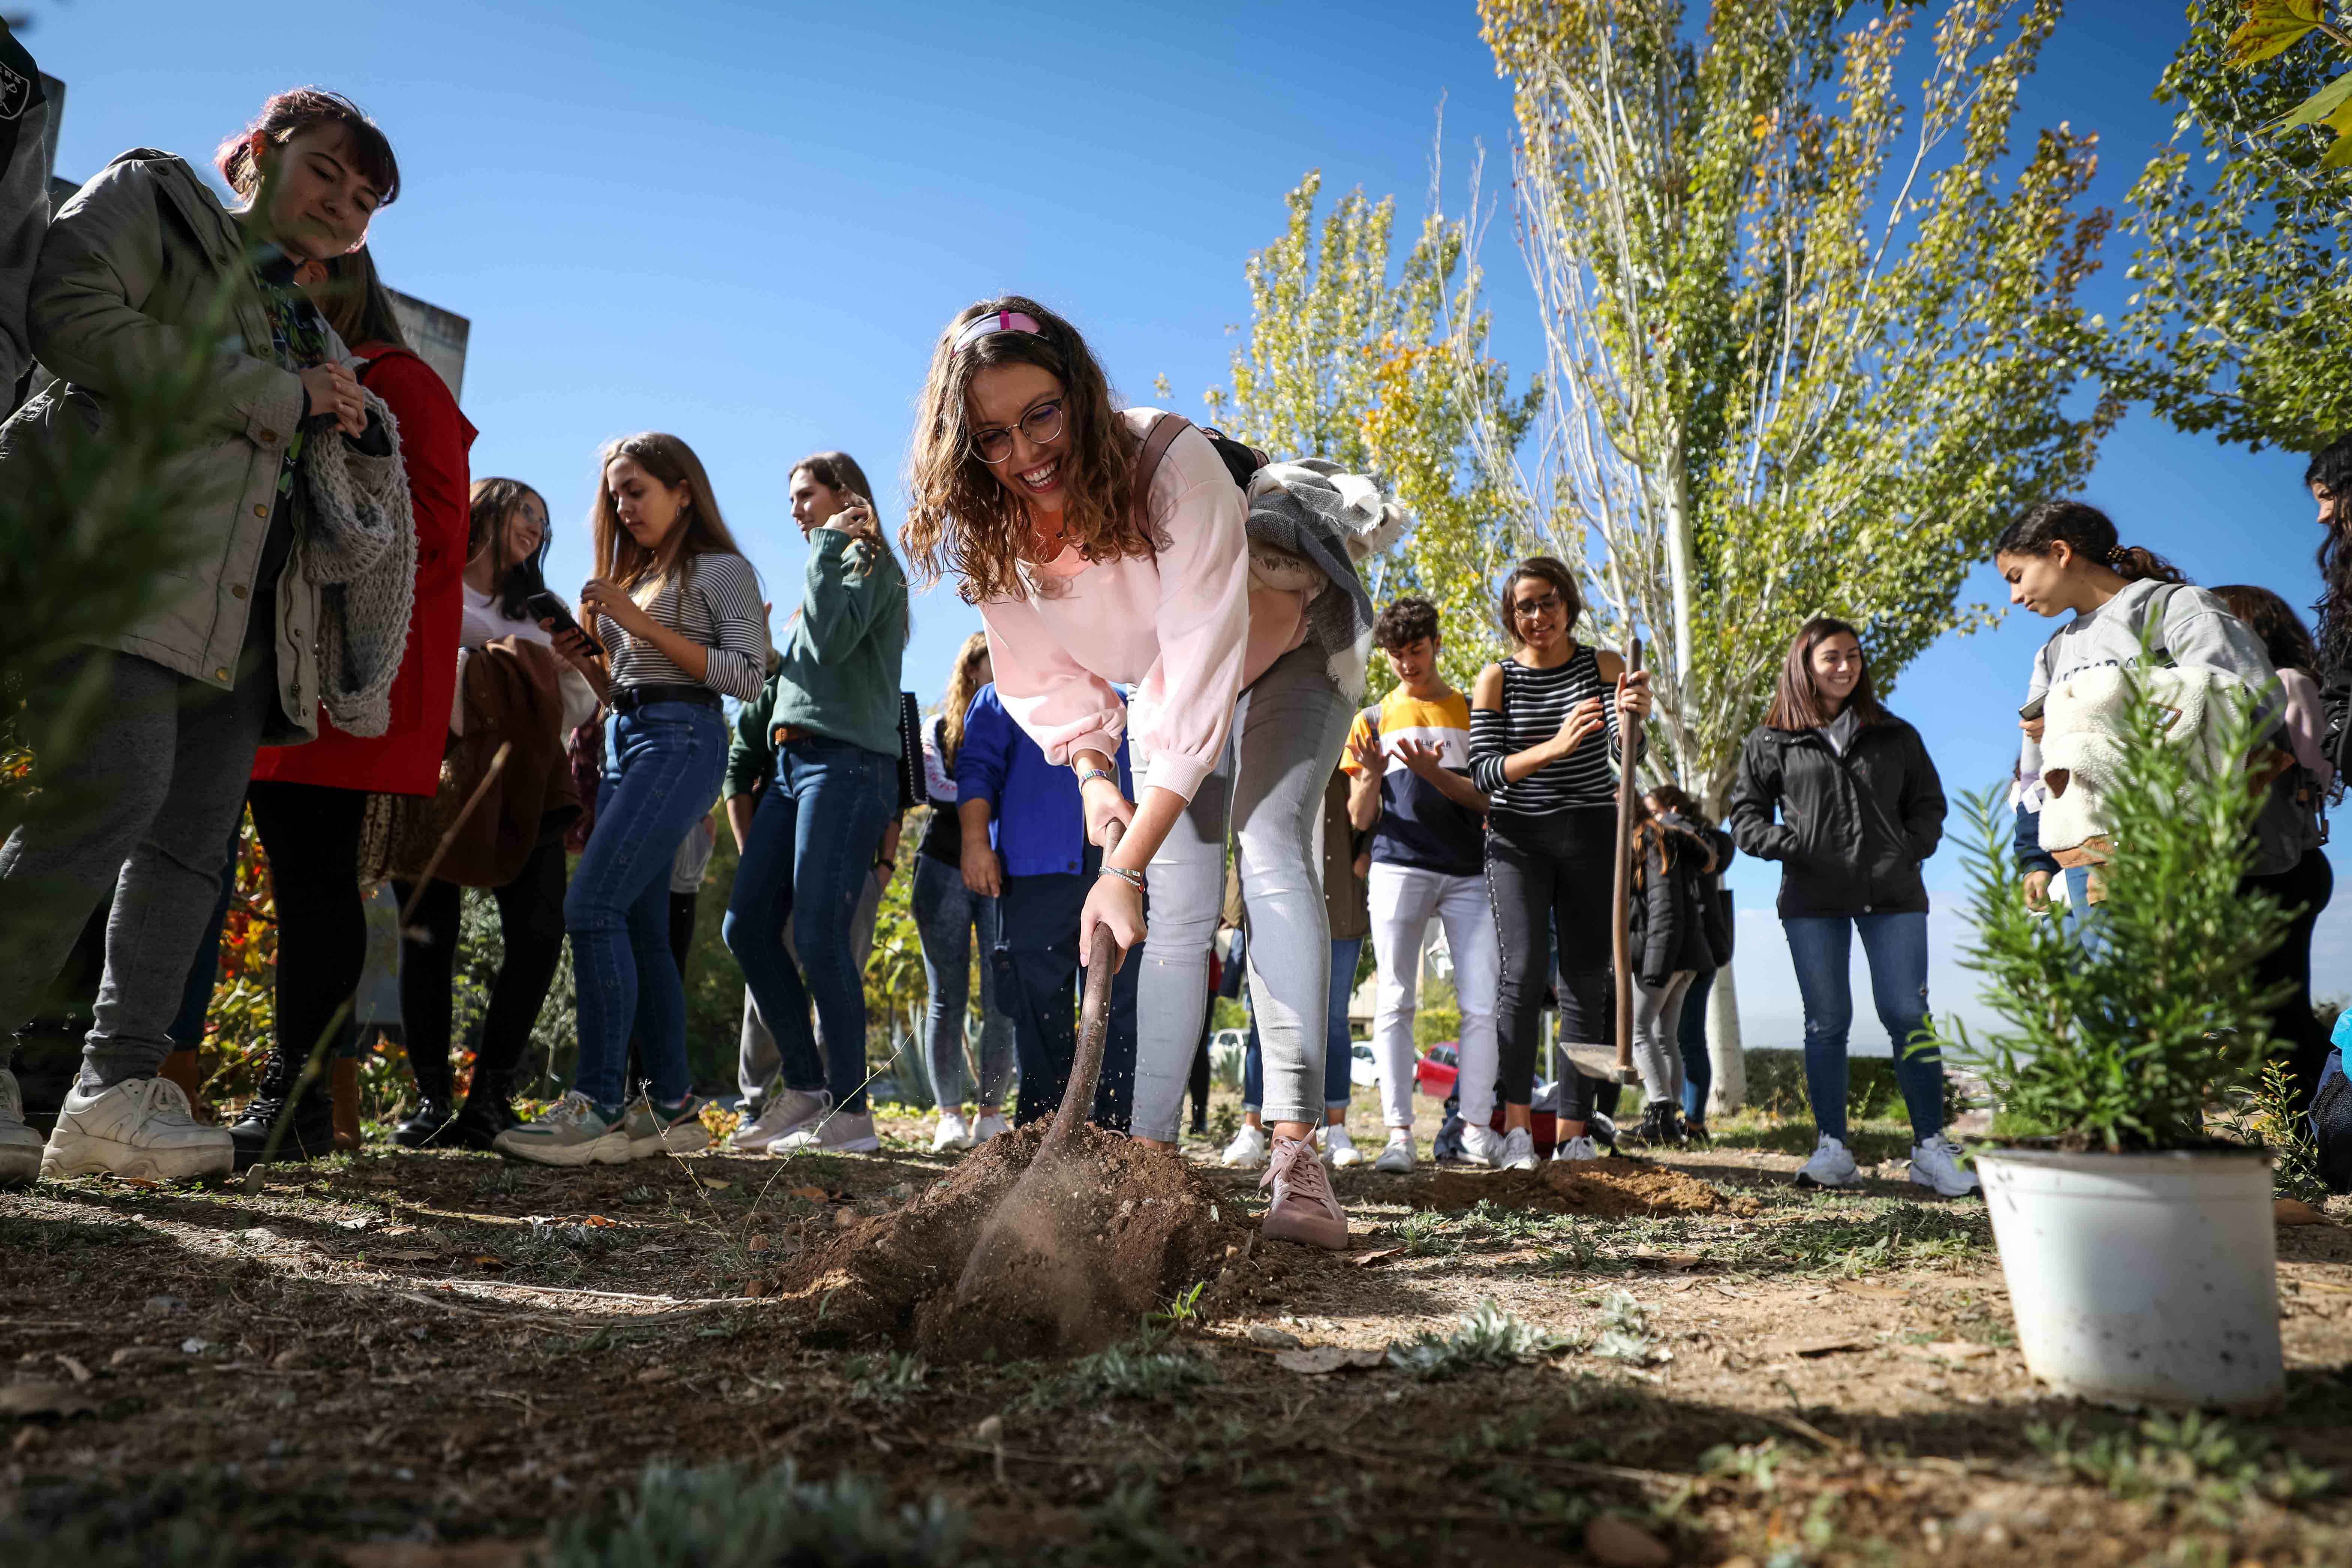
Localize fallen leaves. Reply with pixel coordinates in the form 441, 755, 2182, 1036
1347, 1248, 1399, 1268
1, 1382, 99, 1419
1274, 1346, 1387, 1376
1904, 1340, 1996, 1364
2275, 1198, 2328, 1226
1778, 1335, 1868, 1359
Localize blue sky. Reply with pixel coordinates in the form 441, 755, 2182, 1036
25, 0, 2336, 1050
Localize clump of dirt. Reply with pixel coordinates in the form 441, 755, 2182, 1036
771, 1121, 1245, 1362
1414, 1156, 1749, 1218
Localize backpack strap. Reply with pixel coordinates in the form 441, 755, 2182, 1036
1127, 411, 1194, 534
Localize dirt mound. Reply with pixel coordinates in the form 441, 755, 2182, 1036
1414, 1156, 1743, 1218
770, 1121, 1245, 1362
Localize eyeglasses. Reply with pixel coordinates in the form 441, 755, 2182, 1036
972, 400, 1065, 465
1511, 593, 1565, 620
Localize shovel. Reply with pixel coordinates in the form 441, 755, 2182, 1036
1553, 639, 1641, 1088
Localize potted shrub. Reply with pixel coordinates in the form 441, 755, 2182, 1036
1935, 666, 2292, 1411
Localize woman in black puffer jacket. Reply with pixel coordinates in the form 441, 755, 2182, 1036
1727, 616, 1973, 1199
1622, 801, 1718, 1145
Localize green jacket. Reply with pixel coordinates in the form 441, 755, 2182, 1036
723, 528, 907, 794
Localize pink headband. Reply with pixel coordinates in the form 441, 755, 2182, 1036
952, 309, 1042, 354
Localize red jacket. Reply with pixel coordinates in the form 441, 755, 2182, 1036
251, 344, 475, 797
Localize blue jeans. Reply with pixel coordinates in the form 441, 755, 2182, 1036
994, 850, 1141, 1129
2059, 864, 2107, 959
911, 852, 1015, 1108
566, 702, 728, 1108
1781, 911, 1943, 1144
1679, 966, 1715, 1122
721, 736, 893, 1115
1243, 935, 1361, 1114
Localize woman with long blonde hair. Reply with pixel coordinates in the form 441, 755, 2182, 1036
496, 433, 768, 1169
909, 631, 1016, 1150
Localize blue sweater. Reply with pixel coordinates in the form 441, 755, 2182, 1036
956, 683, 1134, 879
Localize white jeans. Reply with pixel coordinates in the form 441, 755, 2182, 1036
1367, 860, 1499, 1129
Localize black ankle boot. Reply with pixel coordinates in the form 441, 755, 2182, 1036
391, 1098, 453, 1149
445, 1092, 518, 1151
229, 1052, 337, 1169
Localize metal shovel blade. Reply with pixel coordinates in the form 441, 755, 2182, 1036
1556, 1041, 1638, 1085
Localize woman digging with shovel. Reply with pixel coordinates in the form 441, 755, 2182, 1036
901, 296, 1385, 1251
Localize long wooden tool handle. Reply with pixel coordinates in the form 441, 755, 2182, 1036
1611, 639, 1643, 1075
1043, 819, 1126, 1156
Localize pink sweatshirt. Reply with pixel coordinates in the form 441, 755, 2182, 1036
980, 410, 1306, 802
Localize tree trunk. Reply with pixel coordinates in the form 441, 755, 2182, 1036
1707, 956, 1747, 1116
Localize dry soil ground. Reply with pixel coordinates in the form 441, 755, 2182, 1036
3, 1093, 2349, 1567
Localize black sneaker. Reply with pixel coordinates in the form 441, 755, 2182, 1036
444, 1095, 519, 1151
228, 1090, 337, 1169
391, 1098, 452, 1149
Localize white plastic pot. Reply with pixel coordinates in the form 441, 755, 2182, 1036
1977, 1148, 2281, 1411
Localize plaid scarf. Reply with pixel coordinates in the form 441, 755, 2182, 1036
251, 244, 331, 498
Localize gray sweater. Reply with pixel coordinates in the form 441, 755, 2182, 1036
0, 23, 51, 392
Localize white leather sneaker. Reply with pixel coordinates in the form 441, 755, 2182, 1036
1321, 1124, 1361, 1167
1496, 1126, 1539, 1171
775, 1109, 880, 1154
1220, 1122, 1270, 1169
932, 1110, 975, 1153
0, 1068, 44, 1185
41, 1076, 232, 1183
729, 1088, 829, 1153
1796, 1134, 1861, 1190
972, 1110, 1011, 1144
1552, 1134, 1600, 1163
1908, 1135, 1981, 1198
1372, 1128, 1416, 1173
1458, 1122, 1506, 1169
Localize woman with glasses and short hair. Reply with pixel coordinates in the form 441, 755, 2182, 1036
1467, 557, 1655, 1170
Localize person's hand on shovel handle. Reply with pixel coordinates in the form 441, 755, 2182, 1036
1075, 750, 1144, 969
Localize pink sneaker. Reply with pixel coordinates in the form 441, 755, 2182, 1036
1260, 1136, 1349, 1250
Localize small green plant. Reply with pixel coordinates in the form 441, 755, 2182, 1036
1591, 1288, 1666, 1364
1393, 1208, 1456, 1257
1045, 1333, 1216, 1405
1931, 657, 2289, 1151
1149, 1281, 1207, 1330
1386, 1297, 1571, 1379
2029, 1412, 2334, 1526
2216, 1058, 2329, 1202
549, 1462, 967, 1568
845, 1352, 929, 1404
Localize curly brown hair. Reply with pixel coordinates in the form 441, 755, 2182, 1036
899, 296, 1149, 606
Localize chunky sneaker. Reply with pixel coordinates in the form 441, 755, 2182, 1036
1220, 1122, 1270, 1169
1795, 1134, 1861, 1190
1372, 1128, 1416, 1173
775, 1109, 880, 1155
1458, 1122, 1506, 1169
0, 1069, 43, 1185
1497, 1126, 1539, 1171
1260, 1135, 1349, 1250
729, 1088, 829, 1153
1552, 1134, 1600, 1163
493, 1092, 628, 1167
971, 1110, 1011, 1144
1321, 1124, 1361, 1168
932, 1110, 974, 1153
42, 1077, 232, 1183
623, 1095, 711, 1161
1909, 1135, 1981, 1198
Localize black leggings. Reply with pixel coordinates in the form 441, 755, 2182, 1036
1487, 807, 1618, 1119
247, 782, 368, 1080
2241, 848, 2335, 1110
393, 836, 568, 1103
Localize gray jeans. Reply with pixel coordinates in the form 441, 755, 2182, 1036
1632, 971, 1695, 1107
1131, 642, 1351, 1142
0, 649, 274, 1086
738, 859, 886, 1108
910, 851, 1014, 1109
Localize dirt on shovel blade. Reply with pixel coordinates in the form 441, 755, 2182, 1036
772, 1120, 1244, 1362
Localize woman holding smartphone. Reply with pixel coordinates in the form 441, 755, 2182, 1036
495, 434, 768, 1168
720, 452, 909, 1154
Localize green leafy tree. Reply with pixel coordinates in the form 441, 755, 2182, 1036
2106, 1, 2352, 450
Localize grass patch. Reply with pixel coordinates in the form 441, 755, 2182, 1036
1040, 1332, 1217, 1405
1719, 1201, 1989, 1276
552, 1461, 966, 1567
1387, 1298, 1573, 1379
2029, 1412, 2334, 1525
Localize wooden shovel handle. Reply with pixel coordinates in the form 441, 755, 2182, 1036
1611, 640, 1642, 1077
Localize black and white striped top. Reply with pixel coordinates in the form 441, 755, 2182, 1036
1468, 645, 1623, 818
591, 551, 768, 703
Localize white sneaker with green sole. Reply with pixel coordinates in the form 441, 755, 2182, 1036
494, 1092, 628, 1167
623, 1095, 711, 1161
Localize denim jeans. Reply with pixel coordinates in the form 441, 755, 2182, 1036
566, 701, 728, 1108
1242, 934, 1360, 1113
721, 735, 893, 1115
1781, 911, 1943, 1144
1679, 966, 1716, 1122
911, 851, 1015, 1108
737, 863, 886, 1109
995, 850, 1141, 1129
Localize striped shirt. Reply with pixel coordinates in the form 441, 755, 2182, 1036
1468, 646, 1622, 817
592, 551, 768, 703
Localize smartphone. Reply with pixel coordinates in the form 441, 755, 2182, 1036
525, 591, 602, 654
2017, 693, 2045, 723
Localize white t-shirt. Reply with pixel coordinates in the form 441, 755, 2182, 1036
453, 584, 601, 736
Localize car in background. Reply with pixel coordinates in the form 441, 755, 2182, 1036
1349, 1040, 1379, 1088
1415, 1040, 1458, 1099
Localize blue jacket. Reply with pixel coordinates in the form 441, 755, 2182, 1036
957, 683, 1133, 879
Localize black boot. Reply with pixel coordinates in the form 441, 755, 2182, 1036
445, 1079, 519, 1151
228, 1050, 337, 1169
391, 1098, 453, 1149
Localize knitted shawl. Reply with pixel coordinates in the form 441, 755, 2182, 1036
297, 384, 416, 738
1241, 459, 1406, 703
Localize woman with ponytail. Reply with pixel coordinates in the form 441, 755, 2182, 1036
2308, 437, 2352, 784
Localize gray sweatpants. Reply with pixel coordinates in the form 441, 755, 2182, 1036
0, 649, 274, 1086
738, 859, 887, 1109
1130, 642, 1351, 1143
1631, 970, 1696, 1107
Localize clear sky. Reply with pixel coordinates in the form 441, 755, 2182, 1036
22, 0, 2337, 1050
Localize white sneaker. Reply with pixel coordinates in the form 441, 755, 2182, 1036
1220, 1122, 1270, 1169
730, 1088, 829, 1153
1, 1068, 44, 1185
1497, 1126, 1538, 1172
1552, 1134, 1599, 1163
41, 1076, 232, 1183
1458, 1122, 1505, 1169
932, 1110, 974, 1153
1796, 1134, 1861, 1190
1322, 1124, 1361, 1168
972, 1110, 1011, 1144
775, 1109, 880, 1155
493, 1092, 628, 1167
1909, 1135, 1981, 1198
1372, 1129, 1416, 1173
